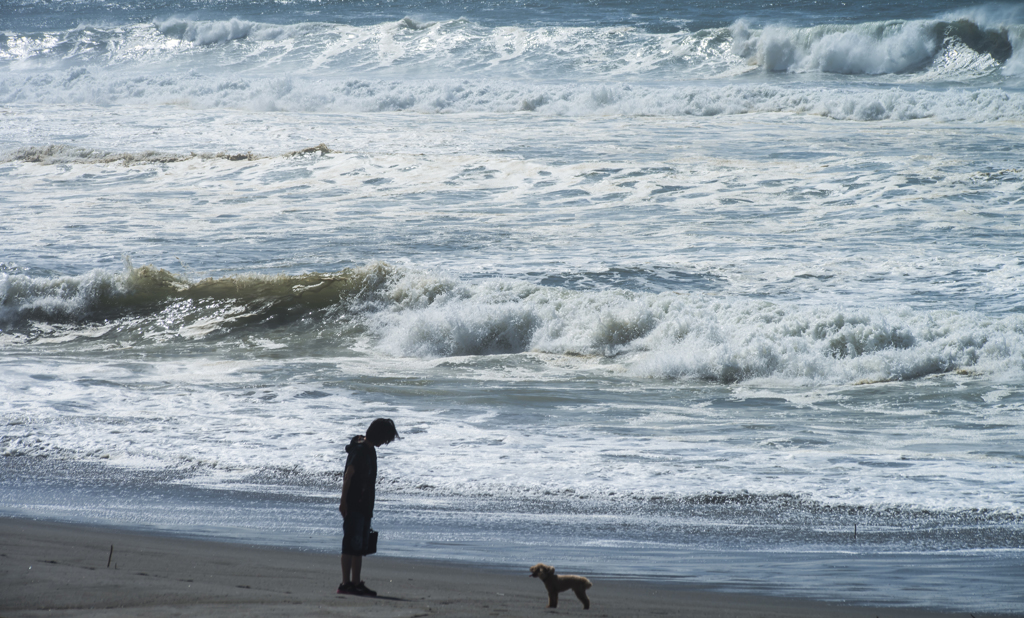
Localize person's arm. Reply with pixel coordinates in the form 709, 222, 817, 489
339, 464, 355, 517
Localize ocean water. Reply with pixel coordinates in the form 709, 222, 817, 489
2, 0, 1023, 612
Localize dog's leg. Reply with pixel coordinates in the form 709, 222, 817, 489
548, 590, 558, 608
574, 587, 590, 610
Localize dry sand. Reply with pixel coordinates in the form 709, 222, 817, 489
1, 517, 963, 617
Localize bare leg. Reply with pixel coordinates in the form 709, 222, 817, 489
341, 553, 353, 585
351, 555, 363, 584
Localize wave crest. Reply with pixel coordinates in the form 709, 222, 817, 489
0, 260, 399, 331
368, 274, 1024, 384
731, 17, 1019, 76
153, 18, 311, 46
5, 264, 1024, 385
4, 13, 1018, 80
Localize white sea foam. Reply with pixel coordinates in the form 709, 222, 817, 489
3, 331, 1022, 517
3, 67, 1023, 121
369, 272, 1024, 385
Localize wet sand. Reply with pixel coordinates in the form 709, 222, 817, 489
0, 517, 964, 617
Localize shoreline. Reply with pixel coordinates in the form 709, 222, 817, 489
2, 456, 1022, 614
0, 516, 981, 618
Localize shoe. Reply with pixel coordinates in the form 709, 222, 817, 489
336, 582, 357, 594
353, 581, 377, 597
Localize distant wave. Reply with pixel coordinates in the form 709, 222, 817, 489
153, 17, 316, 45
732, 16, 1019, 76
155, 17, 255, 45
2, 9, 1022, 121
2, 12, 1019, 82
4, 263, 1023, 385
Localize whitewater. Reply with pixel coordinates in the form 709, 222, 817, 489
2, 0, 1023, 613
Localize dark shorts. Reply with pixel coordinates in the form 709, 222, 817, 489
342, 509, 372, 556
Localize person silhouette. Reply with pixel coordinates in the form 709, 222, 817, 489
337, 418, 399, 596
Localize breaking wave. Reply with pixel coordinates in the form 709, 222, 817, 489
4, 262, 1024, 385
0, 260, 400, 331
2, 8, 1021, 120
2, 12, 1019, 80
732, 15, 1019, 76
153, 17, 315, 45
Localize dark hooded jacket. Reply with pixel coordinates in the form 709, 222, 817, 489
344, 435, 377, 517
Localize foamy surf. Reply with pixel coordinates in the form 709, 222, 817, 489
5, 262, 1023, 386
2, 10, 1022, 120
3, 74, 1023, 121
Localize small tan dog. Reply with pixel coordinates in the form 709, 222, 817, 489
529, 563, 592, 609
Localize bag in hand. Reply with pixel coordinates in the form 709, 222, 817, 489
366, 529, 378, 555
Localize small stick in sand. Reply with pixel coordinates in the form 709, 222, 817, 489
107, 545, 113, 568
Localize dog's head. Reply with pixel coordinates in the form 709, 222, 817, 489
529, 563, 555, 579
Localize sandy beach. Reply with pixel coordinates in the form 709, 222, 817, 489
0, 517, 974, 618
